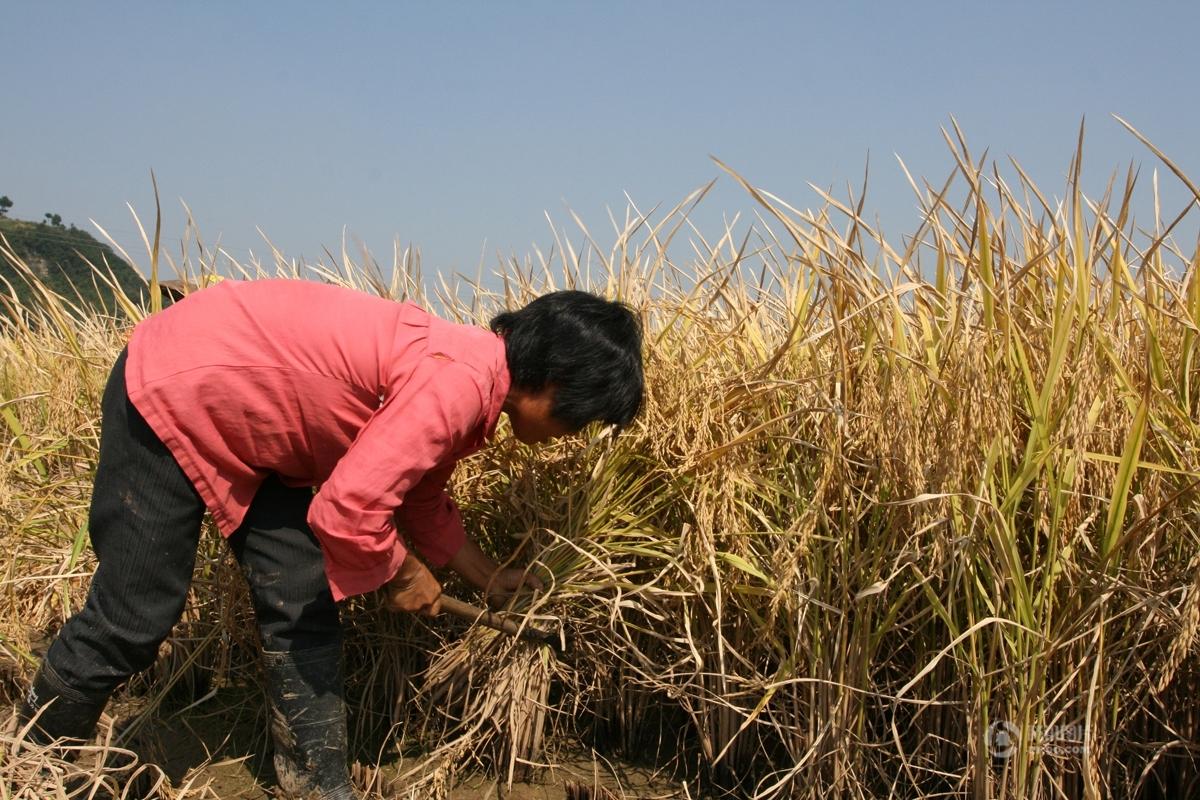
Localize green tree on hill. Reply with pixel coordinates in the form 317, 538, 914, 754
0, 196, 12, 218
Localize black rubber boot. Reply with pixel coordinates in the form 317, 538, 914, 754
263, 644, 354, 800
17, 660, 108, 751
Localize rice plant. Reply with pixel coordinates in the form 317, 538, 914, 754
1, 121, 1198, 798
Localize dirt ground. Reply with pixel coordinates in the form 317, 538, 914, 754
5, 688, 689, 799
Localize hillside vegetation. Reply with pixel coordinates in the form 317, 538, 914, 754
0, 217, 147, 316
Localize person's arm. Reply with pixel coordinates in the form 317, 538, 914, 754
394, 463, 466, 566
446, 537, 544, 601
398, 461, 543, 603
306, 357, 485, 602
384, 552, 443, 615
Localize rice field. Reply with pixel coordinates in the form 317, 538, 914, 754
2, 123, 1199, 798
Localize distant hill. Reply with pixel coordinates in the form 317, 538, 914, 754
0, 217, 148, 317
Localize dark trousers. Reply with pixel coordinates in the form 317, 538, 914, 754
45, 348, 341, 700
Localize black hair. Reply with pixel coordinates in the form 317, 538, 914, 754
491, 290, 644, 430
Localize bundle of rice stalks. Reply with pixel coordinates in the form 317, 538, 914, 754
419, 632, 555, 777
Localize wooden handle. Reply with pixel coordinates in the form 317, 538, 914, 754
440, 595, 553, 644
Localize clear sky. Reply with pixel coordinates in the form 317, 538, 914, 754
3, 2, 1198, 282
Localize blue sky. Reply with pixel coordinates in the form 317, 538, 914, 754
3, 2, 1198, 282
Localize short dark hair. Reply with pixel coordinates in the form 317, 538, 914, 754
491, 290, 644, 430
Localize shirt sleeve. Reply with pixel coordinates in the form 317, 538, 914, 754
394, 462, 467, 567
307, 356, 485, 601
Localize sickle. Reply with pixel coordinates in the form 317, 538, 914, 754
440, 595, 561, 653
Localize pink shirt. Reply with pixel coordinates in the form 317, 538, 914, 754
123, 279, 510, 601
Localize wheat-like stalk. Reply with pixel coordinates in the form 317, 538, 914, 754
2, 122, 1199, 797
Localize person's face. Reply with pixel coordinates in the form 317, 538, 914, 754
503, 385, 577, 444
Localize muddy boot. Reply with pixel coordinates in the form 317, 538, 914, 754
17, 660, 108, 752
263, 644, 354, 800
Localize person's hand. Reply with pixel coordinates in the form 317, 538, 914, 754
485, 567, 544, 608
384, 554, 443, 616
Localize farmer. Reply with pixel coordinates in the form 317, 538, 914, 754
19, 278, 643, 799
